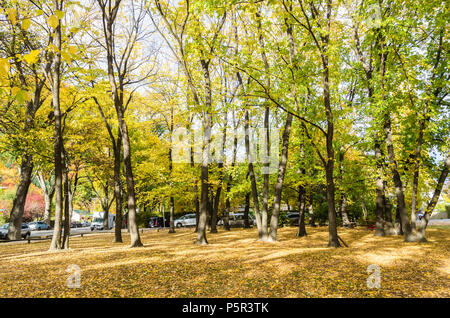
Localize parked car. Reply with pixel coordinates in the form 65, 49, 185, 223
91, 212, 115, 231
148, 217, 170, 228
27, 221, 51, 231
81, 221, 91, 227
174, 214, 197, 228
285, 212, 300, 226
0, 223, 31, 240
217, 213, 254, 228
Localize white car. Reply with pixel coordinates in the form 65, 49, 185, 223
174, 214, 196, 227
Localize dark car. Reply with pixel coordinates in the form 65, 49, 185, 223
148, 217, 170, 228
28, 221, 51, 231
286, 212, 300, 225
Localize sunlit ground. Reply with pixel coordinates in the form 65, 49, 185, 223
0, 226, 448, 298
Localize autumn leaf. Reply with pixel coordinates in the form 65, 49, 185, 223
47, 15, 59, 29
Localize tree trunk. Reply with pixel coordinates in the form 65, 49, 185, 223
338, 151, 351, 228
384, 114, 413, 240
243, 192, 251, 228
113, 131, 123, 242
297, 182, 307, 237
37, 172, 54, 226
383, 181, 395, 234
188, 122, 200, 233
245, 109, 262, 238
323, 68, 339, 247
62, 154, 70, 249
224, 114, 238, 231
49, 1, 64, 250
260, 107, 270, 241
224, 182, 231, 231
8, 156, 33, 240
415, 152, 449, 241
168, 107, 176, 234
374, 138, 386, 236
308, 193, 316, 227
119, 115, 143, 247
211, 116, 227, 234
411, 110, 427, 230
268, 113, 293, 241
195, 59, 212, 245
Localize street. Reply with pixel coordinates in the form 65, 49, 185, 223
29, 226, 93, 238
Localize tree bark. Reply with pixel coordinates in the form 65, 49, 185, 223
323, 61, 339, 247
268, 112, 293, 241
338, 151, 351, 228
8, 156, 33, 240
37, 172, 55, 226
384, 113, 413, 240
119, 115, 143, 247
245, 109, 263, 238
307, 192, 316, 227
374, 138, 386, 236
261, 106, 270, 241
211, 115, 227, 234
168, 108, 176, 233
415, 153, 449, 241
297, 179, 307, 237
113, 131, 123, 242
243, 192, 251, 228
62, 149, 70, 249
383, 181, 396, 234
195, 59, 213, 245
49, 0, 64, 250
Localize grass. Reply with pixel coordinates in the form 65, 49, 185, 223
0, 226, 448, 298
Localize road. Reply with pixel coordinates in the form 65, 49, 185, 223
427, 218, 450, 226
30, 226, 93, 238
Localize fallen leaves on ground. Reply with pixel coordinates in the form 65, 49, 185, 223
0, 226, 448, 298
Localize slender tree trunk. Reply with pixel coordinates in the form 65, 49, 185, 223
383, 181, 395, 234
49, 1, 64, 250
268, 113, 293, 241
384, 114, 412, 240
411, 110, 427, 230
167, 196, 174, 233
188, 122, 200, 233
323, 63, 339, 247
114, 132, 123, 242
374, 138, 386, 236
62, 154, 70, 249
196, 59, 212, 245
260, 106, 270, 241
394, 204, 403, 235
245, 109, 262, 238
211, 187, 220, 233
338, 151, 351, 228
102, 184, 110, 230
415, 153, 449, 241
8, 156, 33, 240
168, 111, 176, 234
37, 172, 54, 226
243, 192, 251, 228
119, 114, 143, 247
224, 114, 238, 231
297, 181, 307, 237
308, 192, 316, 227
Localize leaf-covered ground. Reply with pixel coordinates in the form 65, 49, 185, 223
0, 226, 448, 298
